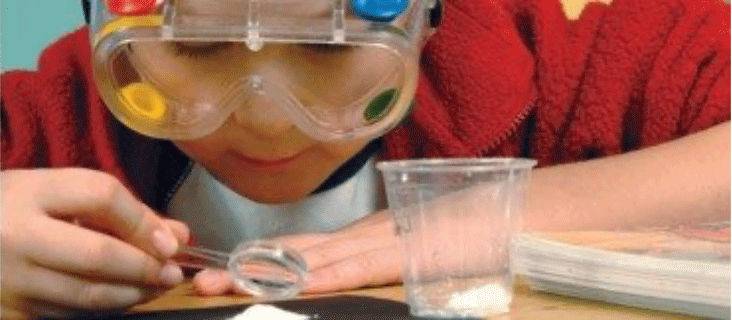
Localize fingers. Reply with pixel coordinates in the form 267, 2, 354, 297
164, 219, 191, 245
299, 234, 394, 271
193, 269, 233, 296
25, 217, 183, 287
273, 212, 402, 294
273, 233, 330, 252
1, 169, 186, 316
294, 215, 401, 293
33, 168, 180, 259
19, 264, 148, 311
341, 211, 393, 232
304, 245, 402, 293
273, 212, 393, 254
193, 212, 401, 296
191, 245, 403, 296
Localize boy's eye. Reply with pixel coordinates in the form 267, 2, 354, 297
167, 42, 351, 58
300, 43, 352, 54
170, 42, 233, 58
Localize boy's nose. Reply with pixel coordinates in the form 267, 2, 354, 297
232, 95, 296, 138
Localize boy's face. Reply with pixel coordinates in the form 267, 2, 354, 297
126, 41, 388, 203
100, 2, 421, 203
173, 124, 370, 204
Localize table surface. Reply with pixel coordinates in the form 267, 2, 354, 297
131, 279, 698, 320
129, 228, 728, 319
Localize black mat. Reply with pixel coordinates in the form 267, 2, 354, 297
55, 295, 480, 320
85, 295, 417, 320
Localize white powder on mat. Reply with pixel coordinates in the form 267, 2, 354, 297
229, 304, 310, 320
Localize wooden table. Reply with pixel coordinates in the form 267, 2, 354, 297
128, 228, 725, 319
131, 279, 698, 319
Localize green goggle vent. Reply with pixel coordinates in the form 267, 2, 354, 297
364, 88, 398, 123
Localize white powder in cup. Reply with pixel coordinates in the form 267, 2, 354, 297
446, 284, 512, 315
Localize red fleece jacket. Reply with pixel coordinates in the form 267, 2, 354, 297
2, 0, 730, 207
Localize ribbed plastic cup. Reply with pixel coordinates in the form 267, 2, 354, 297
377, 158, 537, 318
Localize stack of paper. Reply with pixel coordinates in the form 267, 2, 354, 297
513, 224, 731, 319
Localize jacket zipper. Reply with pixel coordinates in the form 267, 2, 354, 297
478, 98, 537, 156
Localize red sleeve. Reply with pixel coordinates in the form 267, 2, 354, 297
1, 27, 130, 186
384, 0, 537, 160
530, 0, 730, 164
638, 0, 730, 145
0, 36, 97, 171
1, 71, 44, 168
384, 0, 729, 162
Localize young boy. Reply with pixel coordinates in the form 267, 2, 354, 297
1, 0, 729, 318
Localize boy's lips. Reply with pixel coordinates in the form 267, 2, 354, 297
228, 150, 306, 170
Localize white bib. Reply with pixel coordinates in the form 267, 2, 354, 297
167, 159, 382, 251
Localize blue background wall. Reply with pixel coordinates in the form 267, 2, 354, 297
1, 0, 85, 70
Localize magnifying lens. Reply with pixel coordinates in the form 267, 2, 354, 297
177, 241, 308, 300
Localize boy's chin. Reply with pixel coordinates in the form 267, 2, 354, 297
240, 187, 314, 204
212, 172, 321, 204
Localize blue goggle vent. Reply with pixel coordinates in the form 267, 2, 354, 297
350, 0, 409, 22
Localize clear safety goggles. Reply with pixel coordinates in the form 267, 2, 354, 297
90, 0, 441, 141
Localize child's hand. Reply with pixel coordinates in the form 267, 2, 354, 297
193, 211, 402, 296
286, 212, 402, 293
193, 184, 514, 296
1, 168, 190, 319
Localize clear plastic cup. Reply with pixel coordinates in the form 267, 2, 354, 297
377, 158, 537, 318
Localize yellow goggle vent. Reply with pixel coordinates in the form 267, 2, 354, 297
119, 82, 167, 121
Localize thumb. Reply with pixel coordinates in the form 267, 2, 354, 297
193, 269, 234, 296
163, 219, 191, 246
